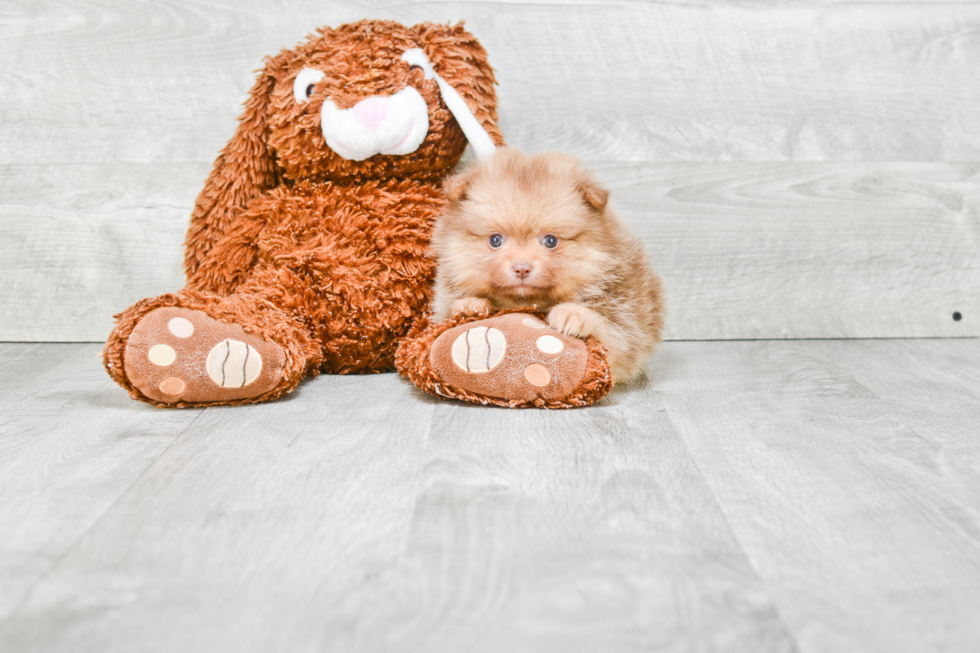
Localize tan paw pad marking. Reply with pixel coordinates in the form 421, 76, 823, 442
524, 364, 551, 387
451, 326, 506, 373
206, 339, 263, 388
168, 317, 195, 338
535, 335, 564, 354
159, 377, 185, 395
522, 317, 547, 329
147, 344, 176, 366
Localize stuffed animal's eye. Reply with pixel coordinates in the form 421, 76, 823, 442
489, 234, 504, 248
542, 234, 559, 249
293, 68, 325, 103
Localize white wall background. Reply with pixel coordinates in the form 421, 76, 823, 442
1, 0, 978, 341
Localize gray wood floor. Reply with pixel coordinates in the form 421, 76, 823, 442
1, 339, 978, 652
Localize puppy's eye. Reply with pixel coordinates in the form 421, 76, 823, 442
293, 68, 325, 103
409, 64, 423, 73
489, 234, 504, 248
542, 234, 559, 249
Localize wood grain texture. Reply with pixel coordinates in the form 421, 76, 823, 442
0, 343, 797, 653
2, 0, 979, 341
602, 162, 980, 340
829, 338, 980, 469
0, 164, 201, 341
0, 368, 442, 653
3, 1, 979, 164
367, 391, 792, 652
0, 343, 201, 623
3, 161, 976, 341
3, 339, 980, 651
654, 339, 980, 652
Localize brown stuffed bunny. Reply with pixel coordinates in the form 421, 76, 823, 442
104, 20, 503, 406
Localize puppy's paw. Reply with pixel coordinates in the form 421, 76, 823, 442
451, 297, 493, 318
547, 303, 602, 339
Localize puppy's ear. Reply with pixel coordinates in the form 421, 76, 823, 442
579, 179, 610, 211
412, 22, 505, 151
443, 169, 473, 203
184, 49, 296, 292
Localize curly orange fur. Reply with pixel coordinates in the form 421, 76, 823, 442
104, 20, 503, 406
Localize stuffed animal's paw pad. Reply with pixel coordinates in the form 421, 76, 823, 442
430, 313, 591, 402
205, 339, 263, 388
123, 307, 285, 405
450, 326, 506, 373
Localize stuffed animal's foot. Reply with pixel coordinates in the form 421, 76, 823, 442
122, 307, 287, 405
396, 311, 613, 408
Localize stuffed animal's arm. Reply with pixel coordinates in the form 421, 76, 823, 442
184, 205, 266, 295
182, 55, 285, 292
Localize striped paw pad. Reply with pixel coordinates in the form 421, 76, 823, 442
451, 326, 506, 373
122, 307, 286, 405
205, 339, 263, 388
430, 313, 591, 403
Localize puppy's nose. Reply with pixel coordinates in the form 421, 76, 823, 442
512, 263, 532, 279
352, 96, 390, 131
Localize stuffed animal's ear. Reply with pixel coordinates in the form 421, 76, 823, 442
579, 179, 610, 211
183, 50, 295, 292
412, 22, 505, 153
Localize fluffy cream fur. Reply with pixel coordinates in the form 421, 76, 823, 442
430, 148, 665, 382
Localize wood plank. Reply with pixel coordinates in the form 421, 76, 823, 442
2, 1, 979, 165
0, 164, 200, 342
3, 1, 980, 341
0, 372, 441, 652
489, 2, 980, 162
654, 339, 980, 652
3, 161, 976, 342
828, 338, 980, 460
0, 343, 80, 394
600, 161, 980, 340
0, 344, 201, 623
3, 339, 980, 649
0, 359, 796, 652
364, 390, 793, 651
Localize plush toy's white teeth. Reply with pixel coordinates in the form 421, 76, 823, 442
320, 86, 429, 161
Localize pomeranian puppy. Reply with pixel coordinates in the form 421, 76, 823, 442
430, 147, 664, 382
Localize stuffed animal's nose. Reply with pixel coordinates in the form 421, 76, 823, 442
512, 263, 532, 279
352, 96, 390, 131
